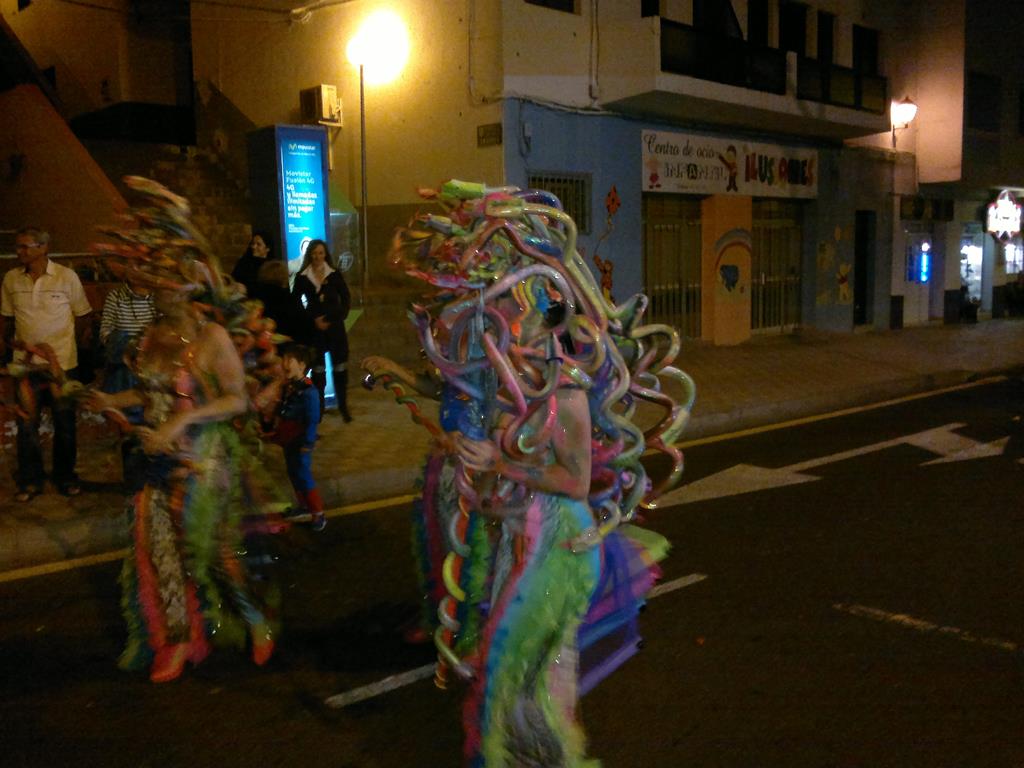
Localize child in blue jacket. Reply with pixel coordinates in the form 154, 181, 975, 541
271, 343, 325, 531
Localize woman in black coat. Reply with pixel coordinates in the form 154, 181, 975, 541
232, 231, 273, 294
292, 239, 352, 422
251, 259, 309, 343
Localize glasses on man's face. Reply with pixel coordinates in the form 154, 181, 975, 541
15, 242, 43, 251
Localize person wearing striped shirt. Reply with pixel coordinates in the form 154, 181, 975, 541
99, 279, 157, 345
99, 278, 157, 492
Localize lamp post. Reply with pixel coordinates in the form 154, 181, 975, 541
346, 10, 410, 296
890, 95, 918, 149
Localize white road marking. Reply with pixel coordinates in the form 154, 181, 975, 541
655, 423, 1009, 507
4, 378, 1010, 583
324, 572, 709, 709
669, 376, 1008, 452
833, 603, 1020, 653
647, 572, 708, 598
324, 664, 437, 709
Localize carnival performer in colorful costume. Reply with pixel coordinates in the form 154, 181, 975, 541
86, 177, 279, 683
388, 180, 695, 766
361, 354, 493, 646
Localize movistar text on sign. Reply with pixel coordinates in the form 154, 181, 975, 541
276, 126, 329, 266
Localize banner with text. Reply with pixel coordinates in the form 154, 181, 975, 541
276, 125, 330, 269
642, 130, 818, 199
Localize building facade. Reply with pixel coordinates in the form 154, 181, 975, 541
3, 0, 1023, 341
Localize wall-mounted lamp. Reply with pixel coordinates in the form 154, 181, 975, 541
890, 96, 918, 148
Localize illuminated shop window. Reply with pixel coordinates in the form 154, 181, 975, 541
1007, 241, 1023, 275
960, 240, 983, 302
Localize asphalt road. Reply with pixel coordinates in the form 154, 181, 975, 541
2, 376, 1023, 767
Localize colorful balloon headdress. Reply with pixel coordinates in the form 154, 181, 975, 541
95, 176, 225, 296
94, 176, 281, 356
391, 180, 697, 549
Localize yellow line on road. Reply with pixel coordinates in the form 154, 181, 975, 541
0, 549, 128, 584
672, 376, 1008, 451
0, 493, 419, 584
0, 376, 1007, 583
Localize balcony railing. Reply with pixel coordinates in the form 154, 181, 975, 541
659, 19, 887, 115
660, 19, 786, 95
796, 57, 887, 114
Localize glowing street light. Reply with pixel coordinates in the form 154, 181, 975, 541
347, 10, 410, 293
346, 10, 410, 85
890, 96, 918, 148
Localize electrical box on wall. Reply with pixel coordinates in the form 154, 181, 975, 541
300, 85, 341, 126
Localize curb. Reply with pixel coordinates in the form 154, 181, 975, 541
1, 366, 1019, 575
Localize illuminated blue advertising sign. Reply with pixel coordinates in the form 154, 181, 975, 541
275, 125, 330, 270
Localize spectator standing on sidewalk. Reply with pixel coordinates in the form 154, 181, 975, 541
1, 226, 92, 502
293, 239, 352, 422
98, 277, 158, 492
231, 231, 273, 295
267, 343, 325, 531
250, 259, 309, 343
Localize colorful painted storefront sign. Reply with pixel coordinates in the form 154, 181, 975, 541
642, 130, 818, 199
986, 190, 1022, 242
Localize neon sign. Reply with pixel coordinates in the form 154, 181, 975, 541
918, 241, 931, 283
987, 190, 1022, 241
906, 239, 932, 283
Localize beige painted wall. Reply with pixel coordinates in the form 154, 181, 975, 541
2, 0, 181, 116
0, 85, 126, 252
913, 0, 965, 183
192, 0, 504, 212
2, 0, 129, 116
501, 0, 593, 106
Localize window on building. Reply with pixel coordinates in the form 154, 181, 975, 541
967, 71, 1002, 132
527, 172, 591, 234
852, 25, 879, 75
17, 0, 32, 9
641, 0, 659, 17
694, 0, 742, 38
1020, 89, 1024, 135
748, 0, 769, 46
524, 0, 577, 13
1007, 240, 1023, 275
817, 11, 834, 63
779, 2, 807, 57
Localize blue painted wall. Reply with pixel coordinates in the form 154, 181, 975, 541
502, 99, 896, 334
804, 148, 894, 332
502, 99, 647, 301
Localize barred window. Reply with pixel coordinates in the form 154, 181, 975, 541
527, 172, 591, 234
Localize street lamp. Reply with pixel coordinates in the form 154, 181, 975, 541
346, 9, 410, 295
890, 96, 918, 148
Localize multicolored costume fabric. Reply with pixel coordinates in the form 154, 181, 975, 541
118, 343, 275, 670
464, 494, 599, 767
95, 176, 283, 676
388, 180, 696, 766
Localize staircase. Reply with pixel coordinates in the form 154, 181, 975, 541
81, 140, 435, 370
83, 140, 253, 269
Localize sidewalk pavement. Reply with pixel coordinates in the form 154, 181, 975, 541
3, 318, 1023, 574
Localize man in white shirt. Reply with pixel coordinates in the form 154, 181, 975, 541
1, 227, 93, 501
